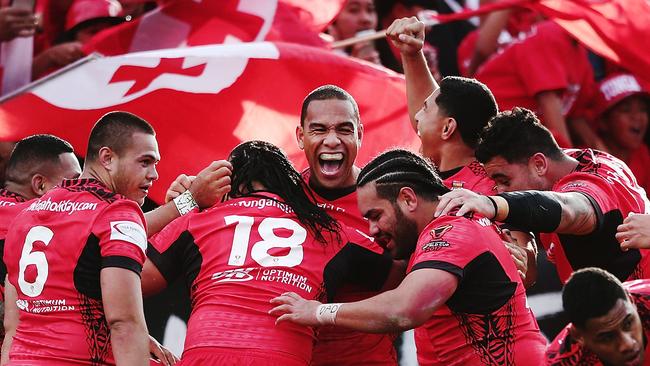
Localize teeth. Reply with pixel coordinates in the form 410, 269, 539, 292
320, 153, 343, 161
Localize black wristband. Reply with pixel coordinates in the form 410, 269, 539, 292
486, 196, 498, 220
498, 191, 562, 233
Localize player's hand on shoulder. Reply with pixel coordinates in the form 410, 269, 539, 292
386, 17, 425, 57
269, 292, 321, 327
616, 213, 650, 250
148, 335, 179, 365
434, 188, 494, 218
189, 160, 232, 208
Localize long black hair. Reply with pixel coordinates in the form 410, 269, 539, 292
228, 140, 340, 243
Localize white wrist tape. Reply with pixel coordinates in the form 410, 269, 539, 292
173, 190, 198, 216
316, 303, 343, 325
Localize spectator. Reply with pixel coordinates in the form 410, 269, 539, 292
375, 0, 441, 79
328, 0, 381, 65
0, 1, 38, 95
475, 21, 596, 147
547, 267, 650, 366
593, 73, 650, 193
32, 0, 124, 79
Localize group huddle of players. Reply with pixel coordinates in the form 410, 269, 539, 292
0, 17, 649, 366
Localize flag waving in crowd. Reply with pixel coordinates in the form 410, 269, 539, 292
0, 41, 417, 204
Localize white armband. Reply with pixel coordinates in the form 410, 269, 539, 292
173, 190, 198, 216
316, 303, 343, 325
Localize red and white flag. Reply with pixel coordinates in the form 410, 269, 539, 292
84, 0, 345, 56
0, 42, 417, 204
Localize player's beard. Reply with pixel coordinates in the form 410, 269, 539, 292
392, 204, 419, 260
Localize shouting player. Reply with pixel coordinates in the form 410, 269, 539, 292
271, 149, 546, 365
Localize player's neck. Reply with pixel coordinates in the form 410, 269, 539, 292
438, 143, 475, 172
548, 153, 580, 184
80, 165, 116, 192
3, 180, 32, 200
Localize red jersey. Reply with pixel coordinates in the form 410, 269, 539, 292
147, 193, 392, 365
546, 280, 650, 365
303, 170, 398, 366
4, 179, 147, 365
0, 188, 30, 300
440, 161, 496, 195
475, 21, 594, 144
408, 214, 546, 365
541, 149, 650, 283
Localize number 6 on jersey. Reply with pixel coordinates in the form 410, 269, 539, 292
18, 226, 54, 297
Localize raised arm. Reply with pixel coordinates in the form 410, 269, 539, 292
270, 268, 457, 333
144, 160, 231, 237
386, 17, 438, 130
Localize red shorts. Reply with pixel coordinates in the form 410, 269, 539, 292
179, 347, 307, 366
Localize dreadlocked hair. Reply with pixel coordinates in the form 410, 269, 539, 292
228, 140, 340, 244
357, 149, 450, 202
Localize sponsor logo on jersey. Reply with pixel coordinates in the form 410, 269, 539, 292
317, 202, 346, 213
0, 200, 16, 207
16, 299, 28, 311
430, 224, 453, 239
476, 217, 492, 227
227, 198, 293, 213
422, 240, 450, 252
27, 197, 98, 215
212, 268, 255, 283
17, 298, 75, 313
110, 221, 147, 254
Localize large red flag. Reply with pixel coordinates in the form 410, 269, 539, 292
528, 0, 650, 81
84, 0, 345, 56
0, 42, 417, 204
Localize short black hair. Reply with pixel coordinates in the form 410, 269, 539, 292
475, 107, 563, 164
357, 148, 450, 202
228, 140, 339, 244
562, 267, 629, 329
6, 134, 74, 184
86, 111, 155, 162
436, 76, 498, 149
300, 85, 360, 126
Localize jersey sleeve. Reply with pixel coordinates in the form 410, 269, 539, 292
323, 227, 393, 302
554, 171, 617, 231
92, 199, 148, 275
409, 216, 488, 279
147, 213, 192, 285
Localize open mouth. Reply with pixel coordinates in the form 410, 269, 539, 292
318, 152, 344, 177
623, 350, 642, 366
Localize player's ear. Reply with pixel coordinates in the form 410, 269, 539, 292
529, 152, 548, 176
441, 118, 456, 140
398, 187, 418, 211
356, 122, 364, 144
569, 324, 585, 346
296, 125, 304, 150
97, 147, 116, 171
31, 174, 46, 197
